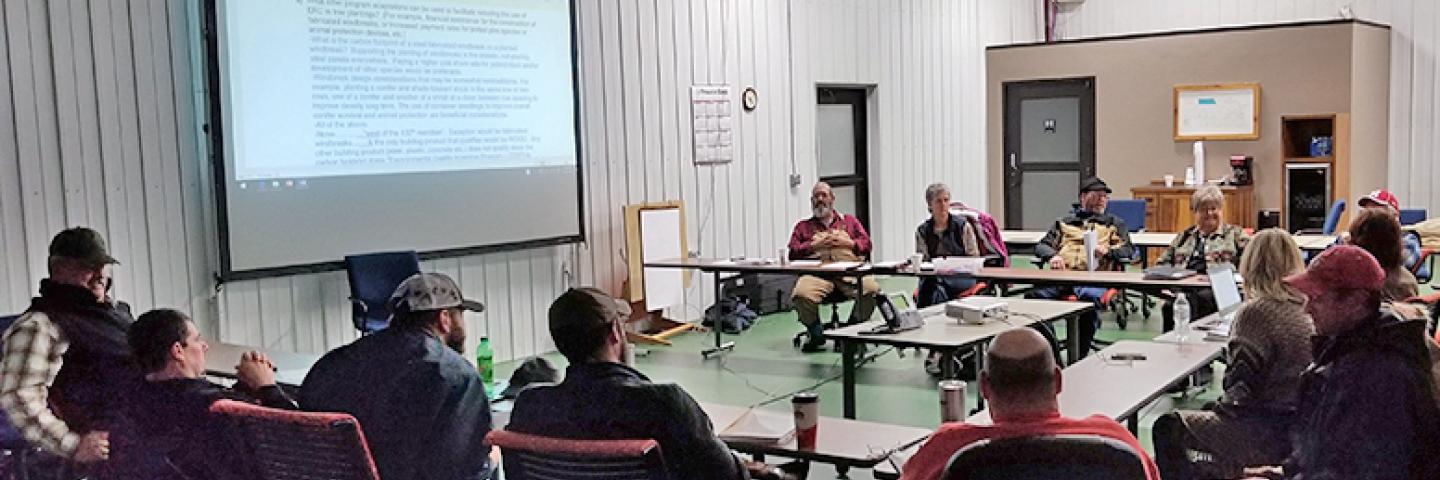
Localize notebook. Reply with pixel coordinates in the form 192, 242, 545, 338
718, 408, 795, 444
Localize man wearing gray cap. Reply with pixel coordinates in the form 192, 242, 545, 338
301, 272, 495, 480
1, 227, 139, 477
508, 288, 799, 480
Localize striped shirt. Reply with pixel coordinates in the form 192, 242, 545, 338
0, 311, 79, 457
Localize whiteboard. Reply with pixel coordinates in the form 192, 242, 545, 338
1174, 84, 1260, 141
640, 208, 684, 311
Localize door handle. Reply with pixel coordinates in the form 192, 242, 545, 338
1009, 153, 1017, 171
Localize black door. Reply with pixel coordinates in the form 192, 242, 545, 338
1003, 78, 1096, 229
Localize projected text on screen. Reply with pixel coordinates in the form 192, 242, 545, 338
224, 0, 576, 181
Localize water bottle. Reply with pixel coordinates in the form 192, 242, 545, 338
476, 337, 495, 395
1174, 295, 1192, 343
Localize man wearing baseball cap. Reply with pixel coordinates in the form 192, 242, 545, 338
1028, 176, 1136, 357
1339, 188, 1427, 280
508, 288, 800, 480
301, 272, 495, 480
1264, 246, 1440, 479
0, 227, 140, 477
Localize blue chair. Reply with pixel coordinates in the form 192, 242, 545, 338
1400, 208, 1427, 226
1320, 200, 1346, 235
1, 313, 40, 480
344, 251, 421, 335
1104, 199, 1152, 329
941, 434, 1148, 480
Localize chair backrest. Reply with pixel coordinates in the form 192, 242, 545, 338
487, 430, 668, 480
1105, 199, 1147, 232
1400, 208, 1428, 226
343, 251, 421, 334
942, 434, 1148, 480
1321, 199, 1346, 235
209, 399, 380, 480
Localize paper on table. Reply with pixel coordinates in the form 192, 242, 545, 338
1083, 230, 1096, 271
718, 408, 795, 444
822, 261, 862, 270
790, 260, 822, 267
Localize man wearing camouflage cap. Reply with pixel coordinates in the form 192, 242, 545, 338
301, 272, 495, 480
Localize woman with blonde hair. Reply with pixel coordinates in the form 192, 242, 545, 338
1152, 229, 1314, 480
1156, 185, 1251, 331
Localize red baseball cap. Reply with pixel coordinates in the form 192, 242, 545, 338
1283, 245, 1384, 298
1358, 189, 1399, 211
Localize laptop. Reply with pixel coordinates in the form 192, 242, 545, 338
1208, 265, 1243, 325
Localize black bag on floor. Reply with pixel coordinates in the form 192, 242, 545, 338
702, 296, 759, 334
720, 273, 796, 315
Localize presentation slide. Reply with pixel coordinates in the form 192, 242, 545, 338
212, 0, 582, 276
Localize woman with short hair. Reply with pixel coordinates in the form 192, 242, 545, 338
1155, 185, 1250, 330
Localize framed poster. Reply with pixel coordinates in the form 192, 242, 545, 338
1174, 83, 1260, 141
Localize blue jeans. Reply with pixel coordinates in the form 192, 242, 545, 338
916, 275, 978, 308
1028, 285, 1105, 358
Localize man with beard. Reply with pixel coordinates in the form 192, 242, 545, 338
787, 182, 880, 352
301, 273, 495, 480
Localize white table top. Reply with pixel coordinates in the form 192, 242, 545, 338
1151, 305, 1241, 344
823, 297, 1091, 349
966, 340, 1225, 425
701, 402, 930, 468
1003, 230, 1334, 251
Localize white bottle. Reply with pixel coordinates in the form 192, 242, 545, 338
1174, 294, 1192, 343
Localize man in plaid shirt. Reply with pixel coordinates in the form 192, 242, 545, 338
0, 227, 139, 476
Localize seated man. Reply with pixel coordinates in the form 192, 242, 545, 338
124, 309, 296, 479
1029, 177, 1134, 357
1261, 246, 1440, 479
899, 328, 1159, 480
788, 181, 880, 352
508, 288, 796, 480
301, 273, 494, 480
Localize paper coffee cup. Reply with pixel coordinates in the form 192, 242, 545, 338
792, 392, 819, 449
1164, 175, 1175, 187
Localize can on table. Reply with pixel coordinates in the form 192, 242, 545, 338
939, 380, 967, 423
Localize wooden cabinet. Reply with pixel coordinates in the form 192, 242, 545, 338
1131, 184, 1255, 232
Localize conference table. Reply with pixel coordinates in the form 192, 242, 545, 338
700, 402, 929, 473
1002, 230, 1335, 252
1151, 304, 1242, 344
644, 257, 877, 357
823, 297, 1093, 419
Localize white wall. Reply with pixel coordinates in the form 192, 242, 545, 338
1050, 0, 1440, 217
0, 0, 1038, 361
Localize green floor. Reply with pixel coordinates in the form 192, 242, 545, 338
495, 267, 1435, 479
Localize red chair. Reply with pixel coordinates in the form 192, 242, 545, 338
209, 399, 380, 480
486, 430, 668, 480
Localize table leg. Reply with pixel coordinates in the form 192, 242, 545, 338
971, 344, 986, 413
842, 340, 857, 419
1065, 312, 1082, 365
1127, 415, 1139, 434
702, 271, 735, 357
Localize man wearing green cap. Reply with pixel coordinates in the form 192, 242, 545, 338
0, 227, 141, 477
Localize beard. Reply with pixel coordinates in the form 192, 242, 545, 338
812, 204, 832, 219
445, 331, 466, 355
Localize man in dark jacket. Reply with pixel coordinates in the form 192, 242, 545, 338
124, 309, 297, 479
1029, 177, 1135, 357
1274, 246, 1440, 480
508, 288, 795, 480
301, 273, 493, 480
0, 227, 143, 478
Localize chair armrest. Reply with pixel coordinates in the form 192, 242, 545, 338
350, 298, 370, 315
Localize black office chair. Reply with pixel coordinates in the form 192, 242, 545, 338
941, 434, 1149, 480
344, 251, 421, 335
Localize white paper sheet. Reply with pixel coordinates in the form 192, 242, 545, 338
641, 209, 684, 311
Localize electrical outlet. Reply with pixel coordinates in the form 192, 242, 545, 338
688, 249, 701, 258
788, 173, 801, 187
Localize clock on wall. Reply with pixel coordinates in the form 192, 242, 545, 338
742, 87, 758, 111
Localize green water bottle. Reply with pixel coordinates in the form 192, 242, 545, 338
476, 337, 495, 395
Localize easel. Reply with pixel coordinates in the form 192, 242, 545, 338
621, 201, 695, 346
